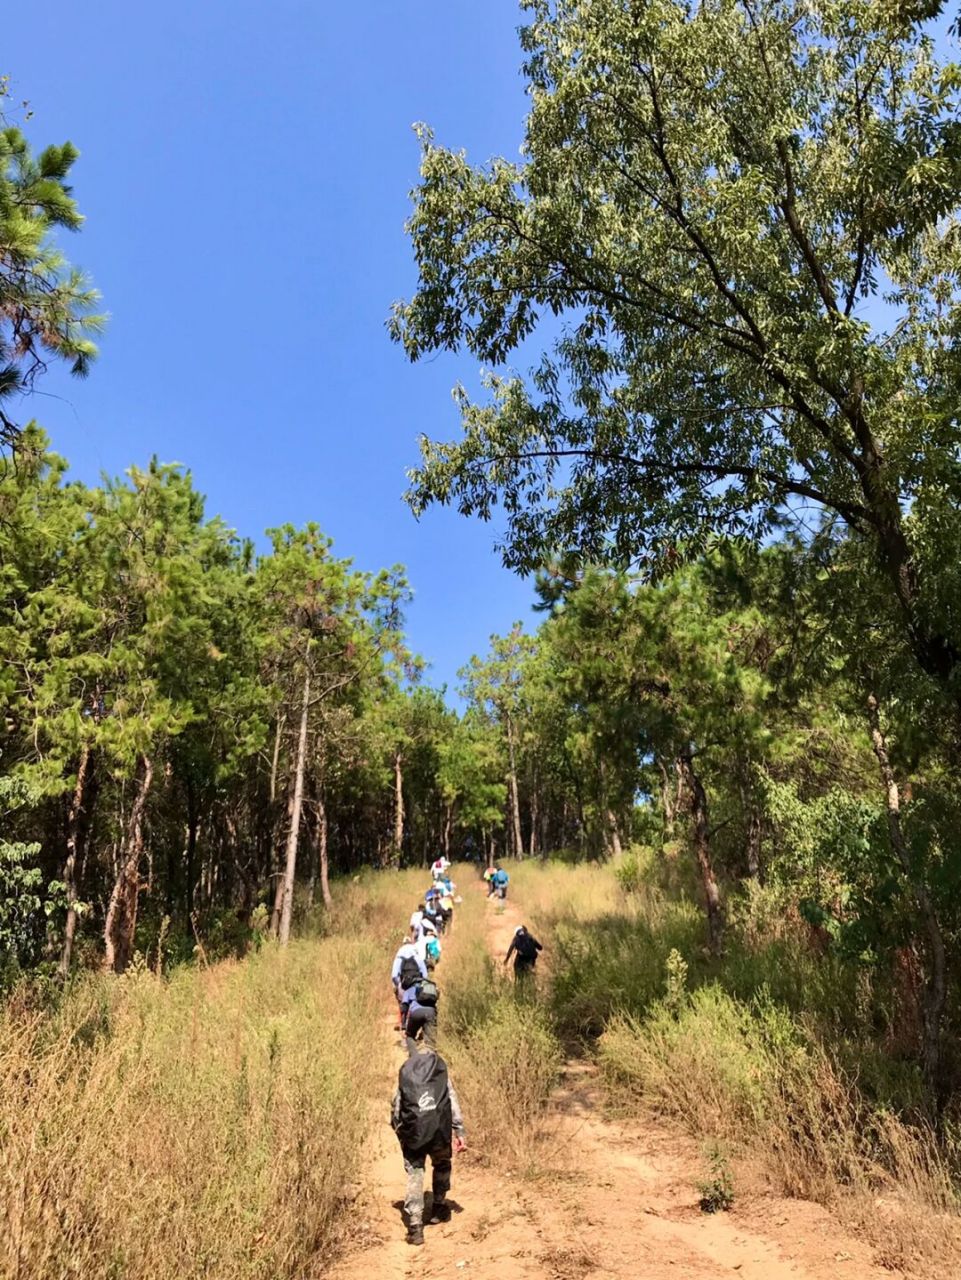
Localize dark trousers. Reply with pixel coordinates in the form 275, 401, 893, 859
405, 1005, 438, 1055
402, 1136, 452, 1226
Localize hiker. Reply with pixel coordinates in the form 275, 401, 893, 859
438, 878, 455, 933
483, 866, 495, 896
492, 865, 509, 900
409, 903, 426, 939
414, 917, 441, 971
392, 936, 428, 1032
430, 854, 450, 881
391, 1048, 467, 1246
504, 924, 543, 979
405, 976, 439, 1054
423, 889, 443, 933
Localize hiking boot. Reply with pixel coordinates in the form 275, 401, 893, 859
406, 1224, 425, 1246
430, 1201, 452, 1224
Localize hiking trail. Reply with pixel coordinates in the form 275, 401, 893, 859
327, 883, 904, 1280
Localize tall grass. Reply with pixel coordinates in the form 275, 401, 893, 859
435, 874, 563, 1172
0, 870, 426, 1280
509, 855, 961, 1274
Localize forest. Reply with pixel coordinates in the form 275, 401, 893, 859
5, 0, 961, 1275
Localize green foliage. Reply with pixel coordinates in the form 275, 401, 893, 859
0, 121, 103, 425
0, 775, 57, 980
698, 1143, 735, 1214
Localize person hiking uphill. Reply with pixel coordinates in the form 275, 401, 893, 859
491, 865, 509, 900
430, 854, 450, 882
391, 1049, 466, 1246
423, 888, 443, 933
405, 976, 440, 1055
505, 924, 542, 979
392, 936, 427, 1032
409, 903, 426, 940
414, 917, 442, 972
438, 877, 455, 933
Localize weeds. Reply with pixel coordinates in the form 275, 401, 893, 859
697, 1143, 735, 1213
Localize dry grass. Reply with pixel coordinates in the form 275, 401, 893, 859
0, 868, 429, 1280
435, 873, 564, 1173
508, 856, 961, 1277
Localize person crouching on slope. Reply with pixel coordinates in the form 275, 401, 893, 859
392, 935, 427, 1032
391, 1048, 466, 1246
504, 924, 543, 980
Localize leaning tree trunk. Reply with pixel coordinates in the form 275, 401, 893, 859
677, 752, 723, 955
506, 715, 524, 858
60, 744, 92, 978
104, 755, 154, 974
867, 694, 947, 1105
392, 749, 405, 867
278, 668, 310, 946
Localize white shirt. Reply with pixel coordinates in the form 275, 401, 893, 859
409, 910, 425, 938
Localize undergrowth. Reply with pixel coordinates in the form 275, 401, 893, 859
508, 854, 961, 1276
0, 869, 425, 1280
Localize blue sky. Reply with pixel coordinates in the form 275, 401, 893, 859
7, 1, 536, 697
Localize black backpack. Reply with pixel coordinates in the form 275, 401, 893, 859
395, 1051, 452, 1150
416, 979, 439, 1007
514, 932, 538, 961
398, 955, 422, 990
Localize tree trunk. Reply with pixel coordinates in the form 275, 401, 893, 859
746, 809, 762, 880
185, 778, 199, 921
271, 773, 295, 935
393, 749, 405, 866
278, 668, 310, 946
442, 801, 453, 858
657, 758, 676, 839
60, 744, 92, 978
528, 783, 539, 857
607, 809, 623, 859
677, 752, 723, 955
104, 755, 154, 974
315, 792, 332, 908
867, 693, 947, 1104
506, 714, 524, 859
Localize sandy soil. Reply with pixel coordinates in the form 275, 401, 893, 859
326, 885, 903, 1280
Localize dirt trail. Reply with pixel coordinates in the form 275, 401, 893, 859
327, 885, 903, 1280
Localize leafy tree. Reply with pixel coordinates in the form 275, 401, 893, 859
394, 0, 961, 711
460, 624, 536, 857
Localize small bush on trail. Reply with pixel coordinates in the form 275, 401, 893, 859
698, 1143, 735, 1213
